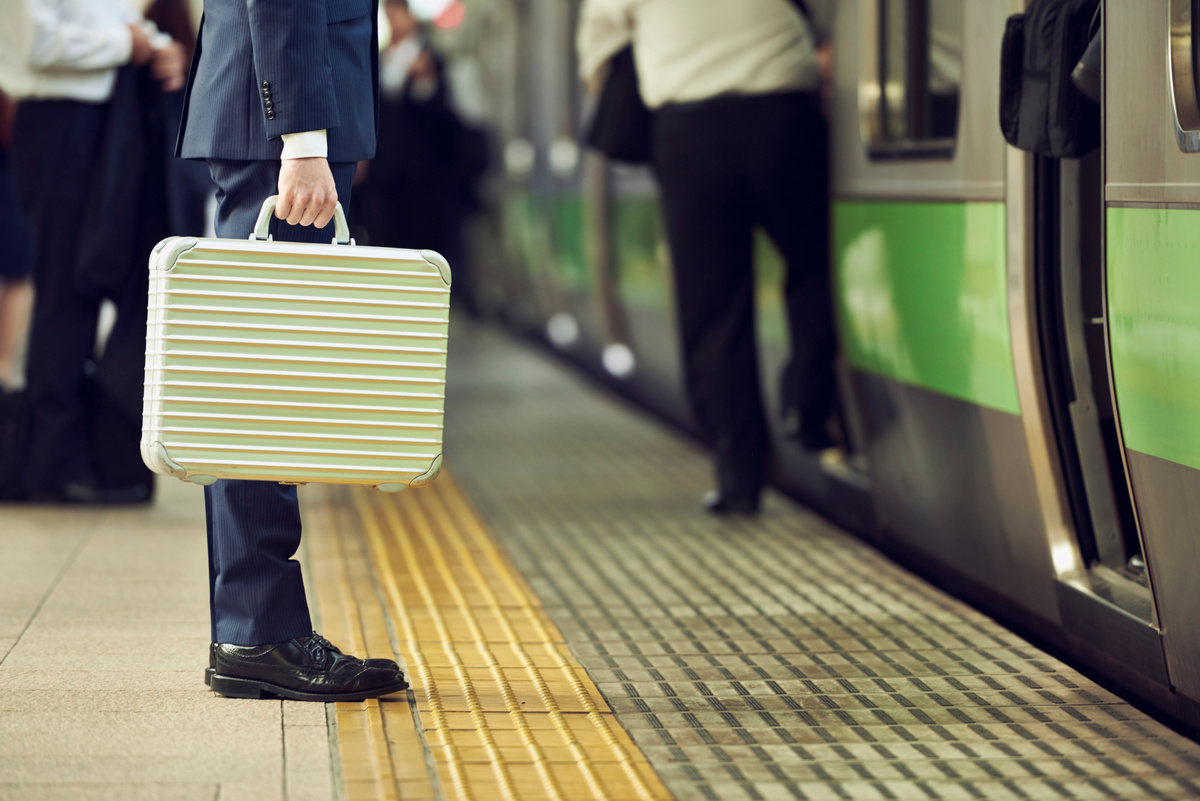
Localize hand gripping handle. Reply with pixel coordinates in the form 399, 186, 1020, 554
251, 195, 352, 245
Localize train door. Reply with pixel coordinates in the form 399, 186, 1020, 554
472, 0, 543, 324
1034, 148, 1141, 577
832, 0, 1060, 617
989, 0, 1175, 692
1098, 0, 1200, 706
534, 0, 599, 352
1014, 0, 1168, 688
473, 0, 589, 341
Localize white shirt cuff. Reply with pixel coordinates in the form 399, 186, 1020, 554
280, 130, 328, 160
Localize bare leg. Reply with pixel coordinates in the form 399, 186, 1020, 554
0, 278, 32, 390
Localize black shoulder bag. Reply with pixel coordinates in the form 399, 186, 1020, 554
584, 47, 654, 165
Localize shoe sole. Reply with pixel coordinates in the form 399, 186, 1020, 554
209, 672, 409, 702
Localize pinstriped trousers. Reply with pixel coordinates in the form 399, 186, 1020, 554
204, 159, 357, 646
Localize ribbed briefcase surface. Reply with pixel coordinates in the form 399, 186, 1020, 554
141, 197, 451, 491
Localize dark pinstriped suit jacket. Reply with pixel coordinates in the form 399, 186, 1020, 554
177, 0, 379, 162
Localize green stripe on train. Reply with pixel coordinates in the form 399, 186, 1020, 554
833, 200, 1019, 415
1107, 206, 1200, 469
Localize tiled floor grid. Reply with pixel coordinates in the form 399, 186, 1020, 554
433, 322, 1200, 801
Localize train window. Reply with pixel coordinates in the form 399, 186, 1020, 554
1168, 0, 1200, 152
861, 0, 961, 159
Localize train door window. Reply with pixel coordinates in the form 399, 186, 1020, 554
1169, 0, 1200, 151
861, 0, 962, 158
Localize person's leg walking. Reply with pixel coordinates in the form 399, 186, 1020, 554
203, 158, 357, 646
745, 93, 838, 449
654, 105, 770, 505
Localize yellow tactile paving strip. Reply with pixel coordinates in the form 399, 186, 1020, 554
304, 476, 673, 801
306, 483, 429, 801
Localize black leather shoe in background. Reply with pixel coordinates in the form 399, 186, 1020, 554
30, 477, 152, 505
781, 407, 840, 453
208, 631, 408, 701
703, 489, 761, 516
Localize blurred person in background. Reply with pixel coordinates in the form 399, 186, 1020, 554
579, 0, 836, 515
0, 0, 192, 503
355, 0, 487, 309
144, 0, 212, 240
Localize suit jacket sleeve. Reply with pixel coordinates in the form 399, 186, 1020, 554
245, 0, 341, 140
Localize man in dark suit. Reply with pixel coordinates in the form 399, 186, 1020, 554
177, 0, 407, 701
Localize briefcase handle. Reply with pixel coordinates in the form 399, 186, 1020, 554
251, 195, 353, 245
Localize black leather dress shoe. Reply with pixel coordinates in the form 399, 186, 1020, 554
208, 631, 408, 701
703, 489, 761, 516
205, 634, 401, 686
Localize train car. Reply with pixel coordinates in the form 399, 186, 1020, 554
453, 0, 1200, 729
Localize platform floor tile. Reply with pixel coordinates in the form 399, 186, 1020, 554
427, 323, 1200, 801
0, 479, 339, 801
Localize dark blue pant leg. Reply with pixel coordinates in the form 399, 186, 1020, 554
203, 159, 357, 645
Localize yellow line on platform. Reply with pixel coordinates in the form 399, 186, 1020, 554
306, 487, 433, 801
303, 475, 672, 801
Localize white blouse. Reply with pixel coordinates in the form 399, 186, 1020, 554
577, 0, 828, 110
0, 0, 147, 102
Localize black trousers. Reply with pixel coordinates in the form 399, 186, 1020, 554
203, 158, 357, 646
11, 100, 152, 495
654, 92, 837, 497
0, 148, 33, 282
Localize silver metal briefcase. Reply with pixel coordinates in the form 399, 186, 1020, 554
141, 197, 450, 491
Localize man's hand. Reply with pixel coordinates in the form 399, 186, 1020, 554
128, 24, 154, 67
152, 40, 187, 92
277, 158, 338, 229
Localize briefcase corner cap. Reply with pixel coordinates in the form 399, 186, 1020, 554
151, 237, 200, 273
143, 440, 187, 479
407, 454, 444, 489
420, 250, 453, 287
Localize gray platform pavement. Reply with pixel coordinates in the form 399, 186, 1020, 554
441, 320, 1200, 801
0, 480, 337, 801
